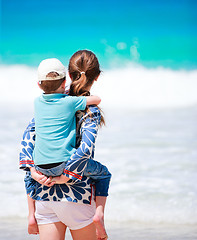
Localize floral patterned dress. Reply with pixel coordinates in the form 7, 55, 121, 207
19, 106, 101, 204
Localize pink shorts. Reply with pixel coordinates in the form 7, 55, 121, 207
35, 200, 96, 230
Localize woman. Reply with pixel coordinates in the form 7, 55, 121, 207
19, 50, 111, 240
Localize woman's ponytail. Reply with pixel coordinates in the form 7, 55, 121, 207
69, 72, 90, 96
68, 50, 105, 126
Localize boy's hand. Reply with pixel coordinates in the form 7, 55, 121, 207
51, 175, 70, 184
30, 167, 55, 187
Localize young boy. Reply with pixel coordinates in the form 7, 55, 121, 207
25, 58, 110, 239
33, 58, 101, 177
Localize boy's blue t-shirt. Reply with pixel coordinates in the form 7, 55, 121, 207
33, 93, 86, 165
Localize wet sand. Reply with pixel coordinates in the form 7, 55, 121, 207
0, 218, 197, 240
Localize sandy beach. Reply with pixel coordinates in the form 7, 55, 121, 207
0, 217, 197, 240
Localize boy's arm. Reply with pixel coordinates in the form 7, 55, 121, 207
72, 95, 101, 113
86, 96, 101, 106
19, 118, 35, 171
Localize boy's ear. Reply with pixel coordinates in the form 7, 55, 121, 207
37, 81, 42, 89
61, 79, 66, 88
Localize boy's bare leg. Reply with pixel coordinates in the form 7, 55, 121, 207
27, 195, 39, 234
93, 196, 108, 240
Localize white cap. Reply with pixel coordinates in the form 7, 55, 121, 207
38, 58, 66, 81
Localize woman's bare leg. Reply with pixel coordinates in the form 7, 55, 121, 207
27, 195, 39, 234
70, 222, 97, 240
93, 196, 108, 240
38, 222, 66, 240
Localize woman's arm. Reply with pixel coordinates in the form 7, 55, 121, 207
19, 118, 56, 186
62, 107, 101, 181
19, 118, 36, 170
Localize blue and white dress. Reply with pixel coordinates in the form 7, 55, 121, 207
19, 106, 111, 204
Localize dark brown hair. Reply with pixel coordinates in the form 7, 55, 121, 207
39, 72, 65, 94
68, 50, 105, 126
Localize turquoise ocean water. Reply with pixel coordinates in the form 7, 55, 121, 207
1, 0, 197, 69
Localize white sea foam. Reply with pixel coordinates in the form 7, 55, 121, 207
93, 64, 197, 110
0, 64, 197, 110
